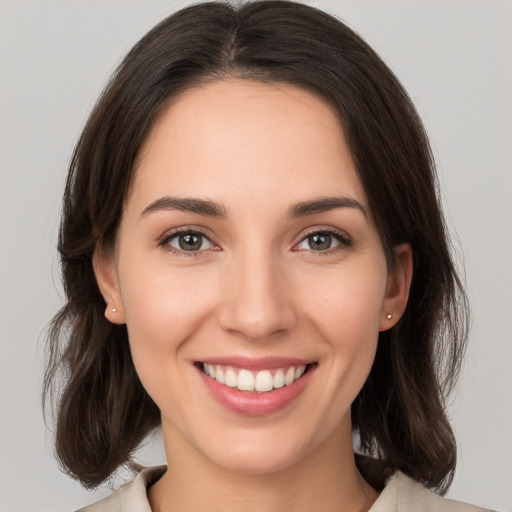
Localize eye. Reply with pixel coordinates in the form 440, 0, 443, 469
166, 230, 213, 252
295, 229, 350, 252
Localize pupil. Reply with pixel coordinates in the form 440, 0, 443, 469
179, 233, 201, 251
309, 233, 331, 250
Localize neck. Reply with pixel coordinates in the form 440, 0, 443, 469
149, 422, 379, 512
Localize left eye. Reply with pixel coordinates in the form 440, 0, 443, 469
296, 232, 343, 251
167, 231, 213, 252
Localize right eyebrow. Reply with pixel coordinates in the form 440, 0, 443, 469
140, 196, 228, 219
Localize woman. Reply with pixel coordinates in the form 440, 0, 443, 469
43, 1, 494, 511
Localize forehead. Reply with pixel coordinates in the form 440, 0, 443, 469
130, 79, 368, 214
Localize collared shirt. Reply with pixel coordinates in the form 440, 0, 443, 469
77, 466, 494, 512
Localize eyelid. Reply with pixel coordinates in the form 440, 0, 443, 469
157, 225, 352, 258
158, 226, 220, 258
293, 226, 352, 253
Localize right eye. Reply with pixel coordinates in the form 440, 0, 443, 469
165, 230, 213, 253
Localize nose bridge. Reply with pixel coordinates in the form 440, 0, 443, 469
219, 241, 296, 340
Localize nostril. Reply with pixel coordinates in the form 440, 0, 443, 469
216, 273, 297, 339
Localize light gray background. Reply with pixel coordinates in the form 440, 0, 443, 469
0, 1, 510, 511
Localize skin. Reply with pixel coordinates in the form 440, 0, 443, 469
94, 80, 412, 512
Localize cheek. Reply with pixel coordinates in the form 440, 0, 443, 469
304, 261, 387, 335
121, 261, 213, 329
301, 261, 386, 391
118, 265, 218, 387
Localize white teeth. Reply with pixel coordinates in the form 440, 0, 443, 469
237, 369, 255, 391
203, 363, 309, 392
216, 368, 225, 384
273, 369, 285, 389
295, 365, 306, 380
224, 368, 237, 387
254, 370, 273, 392
284, 367, 295, 386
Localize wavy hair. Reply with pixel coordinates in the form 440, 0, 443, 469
44, 0, 468, 491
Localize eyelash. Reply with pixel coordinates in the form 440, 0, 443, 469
295, 227, 352, 256
159, 227, 215, 259
159, 227, 352, 258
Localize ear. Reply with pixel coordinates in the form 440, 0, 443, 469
92, 245, 126, 324
379, 243, 413, 331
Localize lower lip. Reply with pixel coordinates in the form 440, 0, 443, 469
198, 365, 316, 416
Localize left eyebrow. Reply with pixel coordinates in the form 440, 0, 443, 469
287, 196, 368, 219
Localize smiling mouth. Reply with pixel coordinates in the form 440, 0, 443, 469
198, 362, 315, 393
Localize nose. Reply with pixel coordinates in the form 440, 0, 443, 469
218, 248, 297, 341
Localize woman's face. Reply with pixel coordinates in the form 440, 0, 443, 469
95, 80, 411, 474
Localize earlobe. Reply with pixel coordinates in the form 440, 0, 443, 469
92, 246, 126, 324
379, 243, 413, 331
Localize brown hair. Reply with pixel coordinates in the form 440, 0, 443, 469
44, 0, 468, 492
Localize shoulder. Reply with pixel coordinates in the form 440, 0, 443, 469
370, 472, 495, 512
76, 466, 166, 512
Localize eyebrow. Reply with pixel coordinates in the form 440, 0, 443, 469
287, 196, 367, 219
140, 195, 367, 219
141, 197, 228, 218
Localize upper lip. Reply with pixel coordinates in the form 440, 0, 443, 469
197, 356, 315, 371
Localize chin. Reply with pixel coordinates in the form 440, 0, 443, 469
208, 442, 308, 476
192, 419, 335, 477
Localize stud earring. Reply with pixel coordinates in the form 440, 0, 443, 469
112, 308, 117, 313
386, 314, 392, 320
